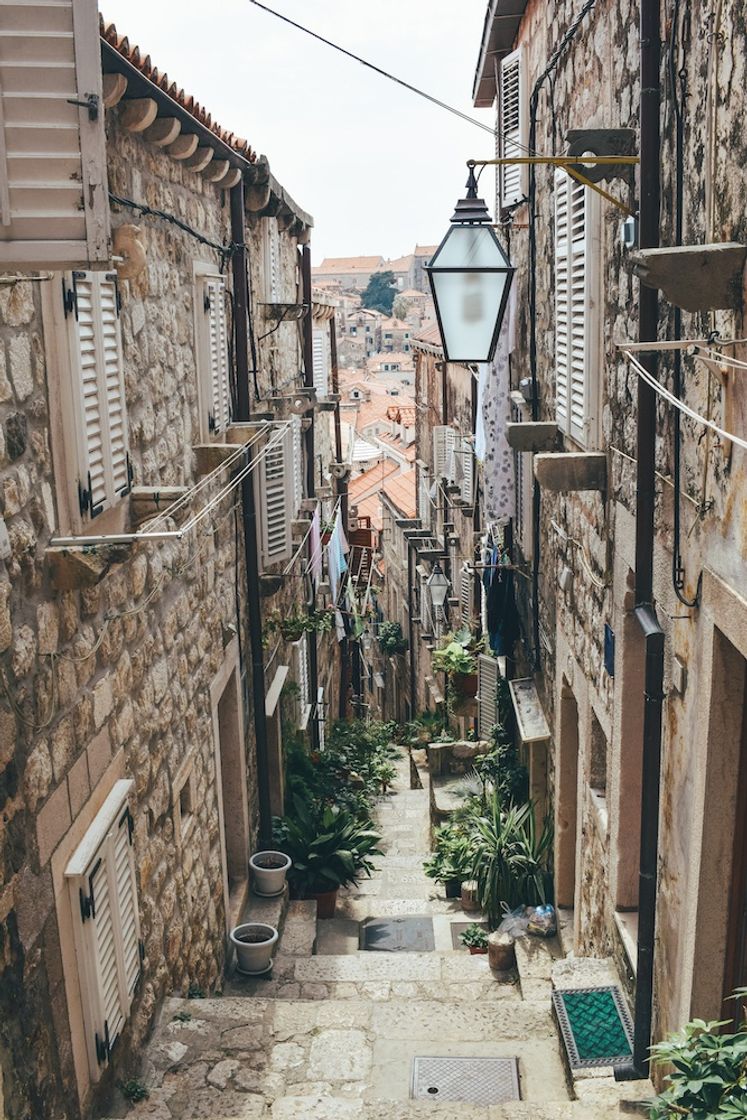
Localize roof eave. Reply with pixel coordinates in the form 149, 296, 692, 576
471, 1, 528, 107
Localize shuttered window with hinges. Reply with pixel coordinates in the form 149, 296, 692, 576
477, 653, 500, 739
460, 565, 473, 625
291, 415, 304, 517
65, 779, 141, 1081
432, 425, 456, 479
264, 218, 279, 302
457, 436, 474, 505
0, 0, 110, 271
418, 468, 432, 530
554, 170, 600, 447
511, 398, 534, 557
293, 635, 311, 730
256, 423, 295, 569
63, 270, 131, 519
499, 47, 528, 210
312, 326, 330, 398
196, 272, 231, 438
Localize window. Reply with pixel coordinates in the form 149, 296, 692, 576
50, 270, 131, 525
454, 437, 474, 505
195, 266, 231, 438
432, 426, 456, 479
478, 654, 500, 739
511, 395, 534, 557
291, 415, 304, 515
0, 0, 110, 270
460, 566, 473, 624
499, 47, 528, 209
418, 468, 432, 530
312, 327, 330, 398
263, 218, 280, 302
174, 759, 196, 845
293, 635, 311, 730
554, 171, 601, 447
65, 780, 140, 1080
255, 423, 295, 569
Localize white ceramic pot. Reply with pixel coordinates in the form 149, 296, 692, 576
230, 923, 279, 975
249, 850, 292, 897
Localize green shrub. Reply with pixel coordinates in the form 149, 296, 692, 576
649, 997, 747, 1119
466, 796, 553, 928
275, 796, 383, 896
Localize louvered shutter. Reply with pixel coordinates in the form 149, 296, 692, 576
0, 0, 110, 269
418, 470, 431, 529
265, 220, 279, 301
312, 327, 329, 398
554, 172, 599, 447
68, 271, 129, 518
257, 424, 294, 568
203, 276, 230, 435
460, 566, 473, 624
458, 437, 474, 504
499, 48, 527, 209
433, 426, 456, 478
294, 635, 311, 730
66, 780, 140, 1080
477, 654, 500, 738
291, 415, 303, 515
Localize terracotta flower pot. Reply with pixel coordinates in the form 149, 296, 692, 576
468, 946, 488, 955
310, 888, 338, 919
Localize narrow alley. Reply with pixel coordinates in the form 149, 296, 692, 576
109, 749, 651, 1119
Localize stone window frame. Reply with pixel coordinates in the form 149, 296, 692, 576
42, 269, 132, 536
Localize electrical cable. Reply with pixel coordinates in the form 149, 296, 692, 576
245, 0, 494, 136
108, 193, 235, 259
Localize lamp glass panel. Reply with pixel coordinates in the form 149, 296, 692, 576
430, 269, 508, 362
430, 223, 509, 269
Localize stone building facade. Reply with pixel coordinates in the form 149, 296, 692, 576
0, 10, 343, 1119
473, 0, 747, 1056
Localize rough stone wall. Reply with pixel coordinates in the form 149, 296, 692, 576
0, 101, 320, 1118
505, 0, 747, 1048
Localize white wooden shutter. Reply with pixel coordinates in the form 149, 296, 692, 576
291, 414, 303, 515
0, 0, 110, 269
265, 220, 279, 301
477, 654, 500, 739
203, 275, 231, 435
294, 635, 311, 730
418, 469, 432, 528
67, 270, 129, 518
460, 566, 473, 624
257, 424, 294, 568
499, 47, 527, 209
312, 327, 330, 398
432, 426, 456, 478
555, 172, 599, 447
66, 780, 140, 1080
457, 437, 474, 504
511, 398, 534, 556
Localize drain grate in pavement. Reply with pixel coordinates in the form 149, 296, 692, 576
361, 915, 435, 952
552, 986, 634, 1070
411, 1056, 520, 1103
450, 921, 488, 950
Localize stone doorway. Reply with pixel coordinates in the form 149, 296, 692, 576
723, 676, 747, 1024
555, 678, 579, 910
211, 639, 250, 934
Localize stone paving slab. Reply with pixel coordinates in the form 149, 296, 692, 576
275, 900, 317, 957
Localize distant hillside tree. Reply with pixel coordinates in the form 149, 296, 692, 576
361, 270, 396, 314
392, 295, 410, 320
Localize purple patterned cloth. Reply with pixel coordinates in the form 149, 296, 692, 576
477, 312, 515, 523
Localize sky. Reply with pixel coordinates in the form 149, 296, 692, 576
100, 1, 495, 264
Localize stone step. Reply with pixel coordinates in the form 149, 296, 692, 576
276, 899, 317, 957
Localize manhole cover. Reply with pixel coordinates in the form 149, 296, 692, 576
552, 986, 633, 1069
361, 916, 434, 952
411, 1056, 520, 1103
450, 921, 488, 950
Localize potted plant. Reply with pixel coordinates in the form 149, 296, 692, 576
423, 823, 473, 899
276, 796, 383, 918
229, 922, 278, 975
249, 850, 292, 898
373, 759, 397, 794
460, 923, 489, 955
263, 608, 335, 644
378, 620, 408, 656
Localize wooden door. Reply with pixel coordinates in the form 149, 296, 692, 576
723, 696, 747, 1025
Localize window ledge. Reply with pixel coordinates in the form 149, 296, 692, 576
614, 909, 639, 976
47, 543, 130, 591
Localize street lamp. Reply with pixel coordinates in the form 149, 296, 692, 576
426, 563, 450, 613
426, 163, 515, 364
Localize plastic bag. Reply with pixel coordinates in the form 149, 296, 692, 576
496, 905, 531, 940
527, 904, 557, 938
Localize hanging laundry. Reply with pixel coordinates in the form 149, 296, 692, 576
481, 313, 515, 522
486, 561, 520, 656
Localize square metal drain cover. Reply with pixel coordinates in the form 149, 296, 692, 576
552, 986, 633, 1070
411, 1056, 520, 1103
361, 916, 434, 952
450, 921, 488, 950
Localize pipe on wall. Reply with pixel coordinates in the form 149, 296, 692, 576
231, 180, 272, 846
301, 245, 321, 752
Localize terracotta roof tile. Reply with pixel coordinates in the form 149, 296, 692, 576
100, 17, 256, 160
313, 256, 384, 273
382, 470, 417, 518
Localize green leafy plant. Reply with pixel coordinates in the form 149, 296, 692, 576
264, 608, 335, 644
373, 759, 397, 792
474, 723, 529, 810
423, 822, 473, 884
186, 983, 204, 999
275, 796, 383, 896
118, 1079, 150, 1103
649, 995, 747, 1119
378, 620, 408, 655
466, 796, 553, 928
460, 923, 488, 950
431, 640, 477, 676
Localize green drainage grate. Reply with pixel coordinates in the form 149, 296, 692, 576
552, 986, 634, 1070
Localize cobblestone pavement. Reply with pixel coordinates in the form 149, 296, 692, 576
106, 750, 652, 1119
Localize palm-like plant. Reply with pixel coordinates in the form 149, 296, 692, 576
276, 796, 383, 896
467, 796, 553, 928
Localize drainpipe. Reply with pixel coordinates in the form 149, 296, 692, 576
407, 540, 417, 718
231, 181, 272, 847
616, 0, 666, 1080
301, 246, 321, 750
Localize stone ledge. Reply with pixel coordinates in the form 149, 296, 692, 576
46, 544, 131, 591
630, 242, 747, 312
534, 452, 607, 492
506, 421, 559, 453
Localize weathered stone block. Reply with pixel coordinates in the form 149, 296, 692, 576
534, 452, 607, 492
0, 581, 10, 652
36, 780, 71, 866
92, 675, 113, 730
36, 602, 59, 656
506, 421, 560, 452
5, 414, 27, 461
86, 727, 112, 787
67, 751, 90, 818
23, 741, 53, 812
50, 717, 76, 783
8, 335, 32, 401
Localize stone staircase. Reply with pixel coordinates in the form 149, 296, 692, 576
105, 751, 654, 1119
